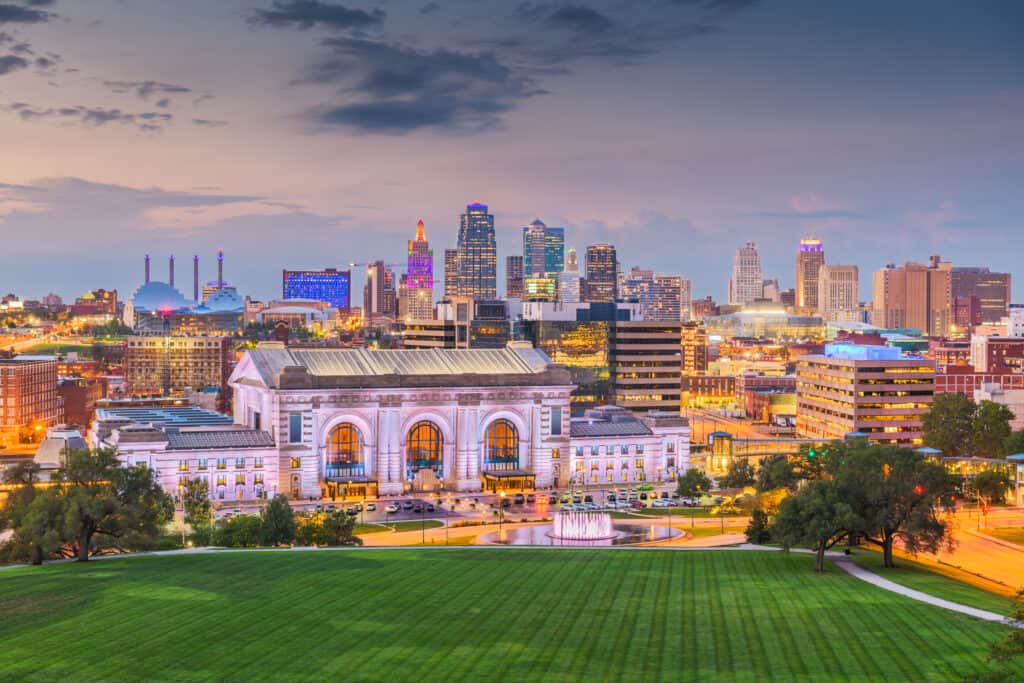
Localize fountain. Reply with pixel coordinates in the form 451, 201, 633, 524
549, 511, 616, 541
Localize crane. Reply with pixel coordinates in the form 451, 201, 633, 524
348, 262, 401, 269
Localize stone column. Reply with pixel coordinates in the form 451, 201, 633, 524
378, 399, 403, 496
455, 396, 482, 492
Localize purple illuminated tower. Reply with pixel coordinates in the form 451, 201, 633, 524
405, 219, 434, 320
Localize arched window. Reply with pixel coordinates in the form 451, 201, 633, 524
326, 423, 363, 478
484, 419, 519, 471
406, 421, 443, 480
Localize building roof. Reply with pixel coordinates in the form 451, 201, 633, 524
166, 429, 276, 450
243, 344, 558, 388
570, 420, 653, 438
95, 406, 234, 427
130, 281, 191, 312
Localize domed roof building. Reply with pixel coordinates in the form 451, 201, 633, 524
123, 281, 192, 328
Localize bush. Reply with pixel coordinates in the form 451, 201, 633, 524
745, 509, 771, 544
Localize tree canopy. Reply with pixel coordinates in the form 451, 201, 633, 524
677, 469, 712, 498
922, 392, 977, 456
772, 479, 855, 572
718, 459, 756, 489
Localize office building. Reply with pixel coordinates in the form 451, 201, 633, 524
969, 336, 1024, 374
506, 255, 524, 299
649, 275, 688, 322
557, 247, 582, 303
610, 321, 682, 413
404, 219, 434, 321
124, 336, 232, 400
872, 258, 952, 337
70, 289, 118, 317
951, 267, 1011, 324
443, 248, 459, 299
404, 298, 510, 350
796, 344, 935, 446
817, 265, 859, 322
363, 261, 397, 325
681, 321, 709, 375
583, 243, 617, 303
0, 356, 60, 439
282, 268, 351, 312
456, 202, 497, 299
795, 238, 825, 313
729, 241, 763, 305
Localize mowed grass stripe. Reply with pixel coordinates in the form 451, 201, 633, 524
1, 549, 1021, 683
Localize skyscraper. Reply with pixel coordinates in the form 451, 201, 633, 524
872, 259, 952, 337
405, 219, 434, 321
522, 219, 565, 279
456, 202, 497, 299
584, 243, 617, 303
951, 267, 1011, 324
795, 237, 825, 312
557, 247, 581, 303
729, 241, 762, 305
544, 226, 565, 278
650, 275, 684, 322
364, 261, 397, 325
443, 248, 459, 299
817, 265, 859, 322
506, 255, 524, 299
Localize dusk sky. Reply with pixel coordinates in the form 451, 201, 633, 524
1, 0, 1021, 302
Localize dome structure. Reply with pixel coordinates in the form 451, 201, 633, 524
129, 281, 191, 313
198, 287, 244, 313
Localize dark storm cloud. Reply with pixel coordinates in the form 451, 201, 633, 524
3, 102, 173, 131
0, 53, 26, 74
0, 2, 53, 24
303, 37, 545, 133
514, 4, 615, 33
250, 1, 384, 31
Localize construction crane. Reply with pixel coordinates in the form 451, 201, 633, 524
348, 262, 401, 269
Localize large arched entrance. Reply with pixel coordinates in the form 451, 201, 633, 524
481, 418, 534, 492
406, 420, 443, 492
323, 422, 377, 500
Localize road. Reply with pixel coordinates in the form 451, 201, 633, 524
684, 407, 779, 443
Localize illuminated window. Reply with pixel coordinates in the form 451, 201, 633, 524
198, 458, 208, 470
484, 419, 519, 471
326, 423, 364, 478
407, 421, 443, 479
216, 458, 226, 470
177, 459, 188, 472
552, 447, 560, 459
290, 457, 301, 469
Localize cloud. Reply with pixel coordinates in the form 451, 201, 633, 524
102, 79, 192, 103
3, 102, 174, 131
301, 37, 545, 133
250, 1, 385, 31
0, 53, 26, 74
419, 2, 439, 15
0, 3, 54, 24
538, 5, 615, 34
192, 118, 228, 127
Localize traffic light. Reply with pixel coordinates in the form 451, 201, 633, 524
913, 485, 924, 495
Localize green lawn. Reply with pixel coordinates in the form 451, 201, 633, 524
21, 342, 93, 357
848, 549, 1016, 615
354, 520, 445, 534
981, 526, 1024, 547
1, 549, 1020, 682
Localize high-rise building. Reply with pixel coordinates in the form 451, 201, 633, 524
649, 275, 684, 322
729, 241, 762, 305
443, 248, 459, 299
363, 261, 397, 324
610, 321, 682, 414
282, 268, 351, 311
817, 265, 859, 322
505, 255, 524, 299
872, 259, 952, 337
762, 278, 781, 303
795, 237, 825, 312
456, 202, 497, 299
0, 356, 60, 438
796, 344, 935, 446
124, 336, 231, 400
545, 226, 565, 278
681, 322, 709, 375
620, 267, 654, 311
584, 243, 617, 303
523, 219, 548, 278
405, 219, 434, 321
557, 247, 581, 303
951, 267, 1011, 324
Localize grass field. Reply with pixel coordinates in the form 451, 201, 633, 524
21, 342, 93, 357
353, 520, 445, 534
847, 549, 1015, 615
981, 526, 1024, 547
1, 549, 1020, 682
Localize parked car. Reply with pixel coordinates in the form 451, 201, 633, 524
366, 502, 377, 512
560, 494, 570, 504
514, 493, 525, 505
384, 503, 400, 514
548, 494, 558, 504
325, 504, 336, 513
402, 500, 414, 510
639, 492, 648, 500
314, 505, 323, 514
616, 501, 631, 509
425, 503, 435, 513
412, 504, 423, 513
526, 494, 536, 504
572, 495, 582, 504
660, 491, 669, 499
345, 507, 358, 516
652, 499, 672, 508
630, 500, 646, 509
607, 494, 617, 503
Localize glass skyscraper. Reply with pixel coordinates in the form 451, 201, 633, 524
457, 202, 497, 299
522, 219, 565, 278
584, 243, 617, 303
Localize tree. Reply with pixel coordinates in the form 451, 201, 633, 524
756, 453, 801, 492
182, 478, 213, 545
677, 469, 712, 498
718, 459, 755, 489
922, 392, 976, 456
1004, 429, 1024, 457
215, 515, 263, 547
972, 470, 1012, 504
53, 448, 174, 561
972, 400, 1014, 457
836, 444, 955, 568
0, 462, 67, 565
260, 494, 296, 546
297, 511, 363, 547
771, 479, 855, 571
744, 509, 771, 544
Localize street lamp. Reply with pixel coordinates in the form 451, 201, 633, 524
499, 490, 506, 536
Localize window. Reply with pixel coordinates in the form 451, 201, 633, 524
290, 457, 301, 469
198, 458, 208, 470
288, 414, 302, 443
551, 407, 562, 436
216, 458, 226, 470
574, 447, 582, 458
177, 459, 188, 472
235, 457, 245, 469
326, 423, 364, 478
216, 475, 226, 487
253, 411, 261, 430
254, 457, 263, 469
635, 458, 644, 469
483, 419, 518, 472
406, 421, 443, 480
551, 447, 560, 459
636, 444, 644, 454
235, 473, 245, 486
621, 445, 629, 455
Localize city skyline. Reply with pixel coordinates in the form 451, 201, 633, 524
1, 1, 1022, 302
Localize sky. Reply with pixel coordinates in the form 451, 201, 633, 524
0, 0, 1022, 303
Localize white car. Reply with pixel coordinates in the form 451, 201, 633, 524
384, 503, 400, 514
